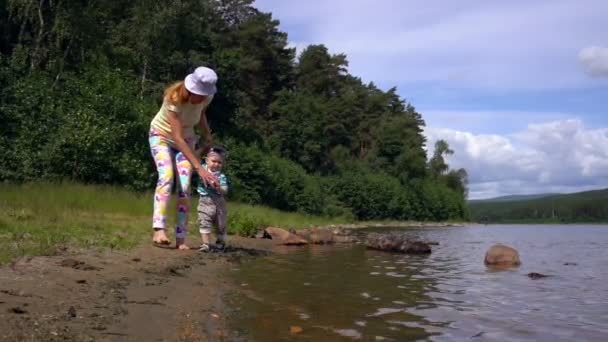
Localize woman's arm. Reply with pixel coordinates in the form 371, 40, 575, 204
197, 108, 212, 146
167, 110, 217, 187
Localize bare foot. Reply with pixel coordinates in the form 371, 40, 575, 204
177, 244, 190, 250
153, 229, 171, 245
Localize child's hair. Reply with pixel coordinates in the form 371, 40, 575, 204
204, 144, 228, 160
163, 81, 190, 105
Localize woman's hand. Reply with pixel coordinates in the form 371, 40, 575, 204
196, 166, 219, 190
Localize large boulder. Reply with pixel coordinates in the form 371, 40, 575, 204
333, 235, 359, 243
264, 227, 308, 245
291, 227, 359, 244
332, 227, 354, 236
484, 244, 521, 267
259, 226, 359, 245
292, 228, 311, 242
365, 233, 431, 254
293, 227, 335, 244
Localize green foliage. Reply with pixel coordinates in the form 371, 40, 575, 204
227, 210, 267, 237
0, 0, 468, 222
469, 188, 608, 223
225, 142, 351, 217
429, 139, 453, 178
1, 64, 155, 189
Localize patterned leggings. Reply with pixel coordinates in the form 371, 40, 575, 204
149, 130, 197, 239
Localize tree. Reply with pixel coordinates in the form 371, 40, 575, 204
0, 0, 469, 221
429, 139, 453, 178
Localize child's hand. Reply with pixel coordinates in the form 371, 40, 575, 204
196, 168, 217, 188
210, 179, 220, 190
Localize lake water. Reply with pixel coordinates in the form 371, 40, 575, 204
226, 225, 608, 341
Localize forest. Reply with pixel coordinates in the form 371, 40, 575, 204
0, 0, 468, 221
469, 189, 608, 223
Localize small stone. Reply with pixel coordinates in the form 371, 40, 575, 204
254, 230, 266, 239
9, 307, 27, 314
290, 326, 303, 334
527, 272, 550, 279
67, 306, 77, 319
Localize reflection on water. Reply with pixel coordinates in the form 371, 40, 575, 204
226, 225, 608, 341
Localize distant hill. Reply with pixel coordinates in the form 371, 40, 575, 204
468, 188, 608, 223
469, 193, 558, 203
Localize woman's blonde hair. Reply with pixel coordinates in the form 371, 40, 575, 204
163, 81, 190, 105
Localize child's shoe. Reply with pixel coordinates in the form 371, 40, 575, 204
198, 243, 211, 252
214, 238, 226, 251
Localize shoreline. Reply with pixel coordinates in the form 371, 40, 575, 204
0, 236, 275, 341
2, 222, 604, 339
0, 225, 434, 341
0, 223, 452, 341
317, 221, 470, 230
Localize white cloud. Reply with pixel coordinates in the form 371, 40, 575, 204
579, 46, 608, 78
425, 118, 608, 199
422, 110, 571, 134
255, 0, 608, 91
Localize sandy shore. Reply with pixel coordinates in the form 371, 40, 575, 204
0, 237, 275, 341
0, 223, 462, 341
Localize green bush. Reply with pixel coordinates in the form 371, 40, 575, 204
328, 171, 401, 220
224, 143, 271, 204
227, 210, 268, 237
1, 65, 156, 190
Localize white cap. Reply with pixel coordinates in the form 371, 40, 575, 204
184, 66, 217, 96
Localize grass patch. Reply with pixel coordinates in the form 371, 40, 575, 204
0, 182, 349, 264
227, 202, 348, 236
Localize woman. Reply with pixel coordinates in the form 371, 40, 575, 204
149, 66, 219, 250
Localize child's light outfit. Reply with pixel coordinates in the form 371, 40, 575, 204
196, 164, 229, 245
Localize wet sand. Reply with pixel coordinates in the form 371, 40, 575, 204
0, 237, 274, 341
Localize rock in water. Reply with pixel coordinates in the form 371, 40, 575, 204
292, 227, 359, 244
264, 227, 308, 245
290, 326, 303, 334
309, 227, 335, 244
365, 233, 431, 254
484, 244, 521, 267
334, 235, 359, 243
527, 272, 550, 279
293, 227, 335, 244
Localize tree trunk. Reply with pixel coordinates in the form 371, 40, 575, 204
30, 0, 46, 70
53, 37, 72, 88
140, 57, 148, 99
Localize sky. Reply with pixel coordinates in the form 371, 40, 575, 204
254, 0, 608, 199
